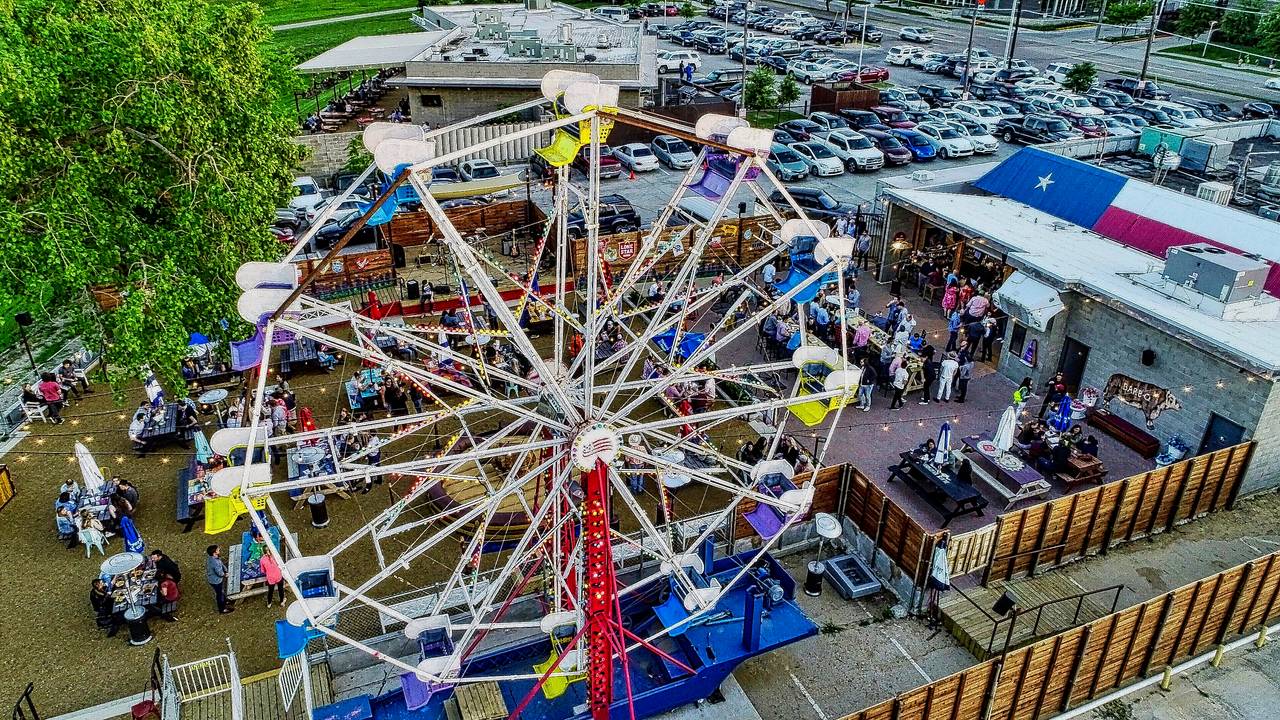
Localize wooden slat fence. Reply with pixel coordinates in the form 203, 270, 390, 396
947, 523, 998, 579
570, 215, 779, 277
843, 546, 1280, 720
984, 442, 1253, 583
844, 466, 937, 586
386, 199, 546, 247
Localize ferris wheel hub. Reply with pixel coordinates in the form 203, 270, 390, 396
571, 422, 621, 472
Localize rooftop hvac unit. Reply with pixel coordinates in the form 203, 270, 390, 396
910, 170, 935, 182
1259, 161, 1280, 200
1195, 181, 1232, 206
1180, 137, 1233, 174
1259, 205, 1280, 222
1163, 242, 1269, 304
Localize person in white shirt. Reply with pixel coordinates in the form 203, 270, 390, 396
890, 364, 910, 410
937, 352, 959, 402
762, 263, 776, 286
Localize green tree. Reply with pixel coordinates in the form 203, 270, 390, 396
0, 0, 304, 391
776, 73, 801, 108
1105, 0, 1153, 27
679, 2, 696, 20
1176, 1, 1222, 37
743, 67, 778, 112
1221, 0, 1265, 45
1260, 4, 1280, 55
1062, 61, 1098, 93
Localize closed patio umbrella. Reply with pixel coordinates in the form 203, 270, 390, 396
993, 406, 1017, 456
76, 442, 105, 494
935, 422, 952, 465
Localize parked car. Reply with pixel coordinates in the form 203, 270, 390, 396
847, 22, 882, 42
776, 118, 824, 141
917, 84, 962, 107
881, 87, 929, 112
862, 128, 914, 164
789, 141, 846, 176
1124, 103, 1174, 128
818, 129, 886, 171
983, 68, 1038, 90
870, 105, 917, 129
306, 194, 368, 225
656, 50, 701, 73
966, 83, 1006, 101
889, 128, 938, 161
459, 158, 501, 181
1043, 61, 1075, 84
899, 26, 934, 42
767, 187, 860, 222
1242, 101, 1278, 119
572, 145, 622, 179
1177, 97, 1240, 121
1110, 113, 1150, 131
766, 143, 810, 181
1141, 101, 1216, 128
313, 209, 379, 249
1083, 91, 1126, 115
987, 100, 1024, 122
613, 143, 660, 172
948, 121, 999, 154
650, 135, 696, 169
996, 113, 1084, 144
566, 194, 641, 239
911, 51, 947, 70
951, 101, 1003, 131
839, 108, 891, 132
1041, 91, 1104, 117
1014, 76, 1060, 93
886, 45, 917, 66
1058, 111, 1108, 138
914, 121, 975, 158
807, 111, 851, 135
288, 176, 324, 217
771, 128, 801, 145
1103, 77, 1171, 100
1099, 115, 1140, 138
854, 65, 891, 83
691, 67, 746, 88
695, 33, 728, 54
788, 60, 835, 84
431, 167, 461, 184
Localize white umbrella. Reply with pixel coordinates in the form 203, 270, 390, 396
935, 422, 952, 465
929, 540, 951, 591
993, 405, 1018, 456
76, 442, 105, 493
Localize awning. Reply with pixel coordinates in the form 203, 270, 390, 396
993, 271, 1065, 332
294, 31, 452, 74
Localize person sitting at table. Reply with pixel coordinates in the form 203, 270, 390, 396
317, 345, 339, 372
1016, 421, 1041, 446
908, 332, 925, 353
956, 458, 974, 485
1078, 434, 1100, 458
1048, 440, 1072, 474
178, 401, 199, 438
55, 493, 79, 549
1062, 425, 1084, 448
60, 359, 91, 398
90, 578, 125, 637
917, 438, 938, 458
59, 478, 82, 505
441, 308, 463, 328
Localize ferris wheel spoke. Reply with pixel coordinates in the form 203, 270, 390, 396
409, 173, 583, 427
603, 465, 701, 599
605, 256, 840, 424
616, 446, 801, 513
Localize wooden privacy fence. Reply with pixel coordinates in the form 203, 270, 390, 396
983, 442, 1252, 583
386, 199, 545, 247
947, 523, 998, 579
844, 547, 1280, 720
844, 466, 936, 586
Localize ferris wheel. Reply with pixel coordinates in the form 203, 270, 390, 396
215, 70, 863, 720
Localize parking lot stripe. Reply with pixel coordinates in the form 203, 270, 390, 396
889, 636, 933, 683
789, 672, 830, 720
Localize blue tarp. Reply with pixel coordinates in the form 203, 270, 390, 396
973, 147, 1127, 229
653, 328, 707, 361
188, 332, 210, 345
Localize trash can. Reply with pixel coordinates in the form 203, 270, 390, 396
405, 279, 420, 300
124, 605, 152, 646
308, 493, 330, 529
804, 560, 825, 597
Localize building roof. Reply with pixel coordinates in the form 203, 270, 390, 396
886, 186, 1280, 374
420, 4, 642, 65
295, 31, 457, 73
974, 147, 1280, 296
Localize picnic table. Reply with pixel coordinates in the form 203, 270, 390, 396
345, 368, 384, 411
174, 457, 209, 533
278, 337, 318, 376
961, 433, 1052, 510
842, 311, 924, 393
888, 450, 988, 527
286, 444, 351, 509
1058, 452, 1107, 488
136, 403, 188, 454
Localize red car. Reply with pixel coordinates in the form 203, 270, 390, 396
573, 144, 623, 178
1057, 110, 1107, 139
665, 3, 679, 15
870, 105, 917, 129
855, 65, 890, 83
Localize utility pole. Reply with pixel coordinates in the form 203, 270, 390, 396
962, 0, 984, 99
1093, 0, 1109, 42
856, 3, 869, 81
1201, 20, 1217, 58
1003, 0, 1023, 69
739, 0, 750, 116
1137, 0, 1165, 85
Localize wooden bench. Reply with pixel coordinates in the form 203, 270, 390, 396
1086, 409, 1160, 459
174, 461, 204, 533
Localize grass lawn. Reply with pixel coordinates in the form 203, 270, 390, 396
1160, 42, 1279, 70
229, 0, 417, 27
270, 12, 418, 62
748, 108, 803, 126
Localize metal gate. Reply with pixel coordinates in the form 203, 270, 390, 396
276, 653, 309, 713
162, 639, 244, 720
10, 683, 38, 720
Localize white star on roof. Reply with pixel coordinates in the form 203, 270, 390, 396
1035, 173, 1055, 191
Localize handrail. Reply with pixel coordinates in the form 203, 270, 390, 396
985, 583, 1126, 655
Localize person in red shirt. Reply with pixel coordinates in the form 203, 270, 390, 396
37, 372, 65, 424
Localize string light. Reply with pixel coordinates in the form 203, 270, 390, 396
70, 419, 80, 426
18, 455, 29, 462
161, 457, 171, 464
881, 424, 890, 432
82, 436, 93, 443
115, 456, 126, 464
1182, 386, 1192, 394
35, 438, 45, 445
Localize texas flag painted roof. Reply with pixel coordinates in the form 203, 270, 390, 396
974, 147, 1280, 297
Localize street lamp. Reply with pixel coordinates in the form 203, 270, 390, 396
1201, 20, 1218, 58
961, 0, 985, 100
856, 3, 870, 83
739, 0, 751, 116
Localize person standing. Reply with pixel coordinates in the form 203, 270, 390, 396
980, 315, 999, 362
945, 310, 962, 352
956, 352, 974, 403
856, 231, 872, 271
261, 551, 287, 609
890, 362, 909, 410
857, 358, 876, 412
920, 355, 939, 405
1039, 371, 1068, 419
37, 372, 66, 423
937, 352, 959, 402
1013, 377, 1033, 417
206, 545, 232, 614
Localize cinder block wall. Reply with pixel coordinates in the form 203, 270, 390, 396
292, 132, 360, 185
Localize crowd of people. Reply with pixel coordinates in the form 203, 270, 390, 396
55, 474, 141, 551
23, 359, 93, 423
